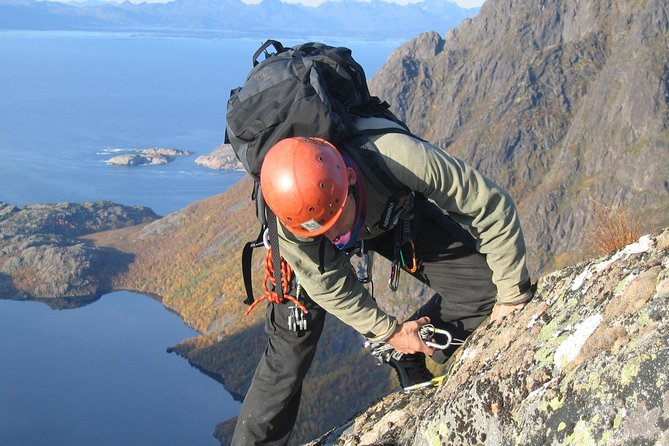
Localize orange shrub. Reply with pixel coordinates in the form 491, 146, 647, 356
586, 202, 642, 257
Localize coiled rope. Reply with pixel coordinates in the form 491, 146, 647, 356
245, 248, 308, 316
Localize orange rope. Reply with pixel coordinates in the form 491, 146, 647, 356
245, 248, 309, 316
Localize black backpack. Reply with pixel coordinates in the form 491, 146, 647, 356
225, 40, 412, 308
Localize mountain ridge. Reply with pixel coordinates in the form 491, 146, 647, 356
0, 0, 477, 39
369, 0, 669, 273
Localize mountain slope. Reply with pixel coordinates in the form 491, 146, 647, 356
89, 178, 404, 444
370, 0, 669, 273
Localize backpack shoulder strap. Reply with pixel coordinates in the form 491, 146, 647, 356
343, 133, 410, 200
265, 208, 284, 300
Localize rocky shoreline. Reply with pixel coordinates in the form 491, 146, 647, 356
104, 147, 192, 166
0, 201, 158, 304
101, 145, 243, 171
194, 144, 243, 170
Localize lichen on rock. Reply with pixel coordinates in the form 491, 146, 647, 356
309, 229, 669, 446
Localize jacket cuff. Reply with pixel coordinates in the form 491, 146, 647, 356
496, 279, 534, 305
367, 318, 398, 343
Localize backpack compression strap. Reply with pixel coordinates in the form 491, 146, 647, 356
344, 136, 412, 230
241, 227, 265, 305
239, 208, 285, 306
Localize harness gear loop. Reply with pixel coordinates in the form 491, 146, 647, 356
245, 248, 309, 316
287, 282, 308, 331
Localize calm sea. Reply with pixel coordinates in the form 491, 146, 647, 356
0, 31, 401, 445
0, 31, 402, 215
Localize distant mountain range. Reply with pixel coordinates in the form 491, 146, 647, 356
0, 0, 478, 39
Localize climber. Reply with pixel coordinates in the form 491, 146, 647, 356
231, 118, 533, 445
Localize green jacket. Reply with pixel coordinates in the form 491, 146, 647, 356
277, 117, 531, 342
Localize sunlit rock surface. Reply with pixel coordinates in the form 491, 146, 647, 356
309, 229, 669, 446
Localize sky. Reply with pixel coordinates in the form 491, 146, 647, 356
51, 0, 487, 9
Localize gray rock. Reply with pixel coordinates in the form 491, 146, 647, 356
0, 201, 157, 300
194, 144, 243, 171
104, 147, 191, 166
106, 154, 169, 166
307, 229, 669, 446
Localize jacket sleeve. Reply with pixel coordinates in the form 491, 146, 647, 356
276, 224, 398, 342
371, 132, 532, 305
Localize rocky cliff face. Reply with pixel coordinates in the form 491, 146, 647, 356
0, 201, 157, 305
370, 0, 669, 273
309, 228, 669, 445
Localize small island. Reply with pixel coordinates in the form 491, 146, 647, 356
104, 148, 192, 166
194, 144, 243, 170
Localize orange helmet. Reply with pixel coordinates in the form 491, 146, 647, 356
260, 137, 349, 237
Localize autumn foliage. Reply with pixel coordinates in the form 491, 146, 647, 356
586, 202, 643, 257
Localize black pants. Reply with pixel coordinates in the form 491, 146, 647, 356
231, 202, 497, 445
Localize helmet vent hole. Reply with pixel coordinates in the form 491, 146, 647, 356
320, 182, 327, 189
308, 206, 315, 212
286, 217, 293, 221
318, 156, 324, 161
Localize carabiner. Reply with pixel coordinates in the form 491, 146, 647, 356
419, 324, 459, 350
389, 261, 400, 291
399, 240, 419, 273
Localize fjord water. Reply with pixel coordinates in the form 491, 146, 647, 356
0, 292, 238, 445
0, 31, 400, 444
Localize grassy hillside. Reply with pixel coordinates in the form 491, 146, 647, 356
89, 177, 409, 444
